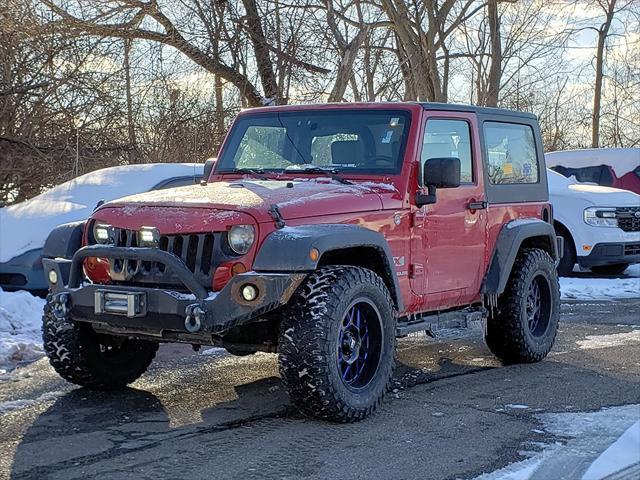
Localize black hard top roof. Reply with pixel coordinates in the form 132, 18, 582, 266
420, 102, 538, 120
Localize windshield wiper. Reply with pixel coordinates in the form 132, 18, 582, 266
233, 168, 269, 180
284, 166, 353, 185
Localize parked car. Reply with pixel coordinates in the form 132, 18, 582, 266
548, 168, 640, 276
41, 102, 561, 422
0, 163, 205, 292
546, 148, 640, 195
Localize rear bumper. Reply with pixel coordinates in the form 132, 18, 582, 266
42, 245, 306, 337
577, 242, 640, 268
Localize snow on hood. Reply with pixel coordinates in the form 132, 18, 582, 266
0, 163, 202, 263
545, 148, 639, 177
547, 168, 640, 207
102, 178, 394, 223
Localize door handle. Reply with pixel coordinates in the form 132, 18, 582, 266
468, 200, 488, 210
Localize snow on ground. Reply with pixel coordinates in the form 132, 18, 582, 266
0, 391, 65, 415
0, 163, 201, 263
0, 288, 45, 372
577, 331, 640, 350
560, 264, 640, 300
582, 420, 640, 479
474, 404, 640, 480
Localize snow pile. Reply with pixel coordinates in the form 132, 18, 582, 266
0, 163, 202, 262
582, 420, 640, 479
0, 288, 45, 370
475, 404, 640, 480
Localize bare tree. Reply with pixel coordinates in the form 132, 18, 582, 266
591, 0, 617, 147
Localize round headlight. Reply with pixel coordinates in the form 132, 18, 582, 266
228, 225, 255, 255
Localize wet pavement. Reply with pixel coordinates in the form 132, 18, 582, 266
0, 299, 638, 480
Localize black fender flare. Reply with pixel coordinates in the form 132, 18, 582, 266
42, 221, 85, 259
483, 219, 559, 295
253, 224, 403, 310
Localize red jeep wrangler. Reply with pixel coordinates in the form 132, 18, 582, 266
42, 103, 561, 422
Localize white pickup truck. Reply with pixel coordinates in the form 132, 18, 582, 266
548, 169, 640, 276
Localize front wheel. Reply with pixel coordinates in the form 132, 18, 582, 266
43, 298, 158, 389
485, 248, 560, 364
555, 227, 576, 277
278, 266, 396, 422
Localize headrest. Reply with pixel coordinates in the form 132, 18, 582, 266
331, 140, 364, 165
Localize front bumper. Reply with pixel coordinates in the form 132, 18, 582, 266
577, 242, 640, 268
0, 249, 46, 292
42, 245, 306, 337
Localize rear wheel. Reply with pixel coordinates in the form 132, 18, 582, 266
43, 298, 158, 389
485, 248, 560, 364
590, 263, 629, 275
278, 266, 396, 422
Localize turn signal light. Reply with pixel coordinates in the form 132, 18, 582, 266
232, 262, 247, 276
213, 262, 248, 291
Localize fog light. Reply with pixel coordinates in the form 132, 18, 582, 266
241, 284, 258, 301
48, 269, 58, 285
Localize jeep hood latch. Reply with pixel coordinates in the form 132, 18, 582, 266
269, 204, 286, 229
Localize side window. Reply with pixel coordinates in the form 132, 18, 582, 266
422, 119, 473, 183
484, 122, 538, 184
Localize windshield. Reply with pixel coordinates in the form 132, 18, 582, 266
216, 110, 411, 175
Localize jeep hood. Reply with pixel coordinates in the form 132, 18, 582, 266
98, 179, 396, 224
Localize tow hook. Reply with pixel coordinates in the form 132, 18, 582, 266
52, 293, 70, 319
185, 304, 206, 333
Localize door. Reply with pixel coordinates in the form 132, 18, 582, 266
410, 113, 487, 306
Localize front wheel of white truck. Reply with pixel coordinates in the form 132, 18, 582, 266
278, 266, 396, 422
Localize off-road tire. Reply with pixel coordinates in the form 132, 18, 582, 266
42, 297, 158, 389
278, 266, 396, 422
590, 263, 629, 276
485, 248, 560, 364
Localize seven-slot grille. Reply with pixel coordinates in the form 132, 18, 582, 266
94, 227, 232, 288
615, 207, 640, 232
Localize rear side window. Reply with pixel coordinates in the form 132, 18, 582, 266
484, 122, 538, 184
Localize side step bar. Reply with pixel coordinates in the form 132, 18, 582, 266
396, 307, 487, 337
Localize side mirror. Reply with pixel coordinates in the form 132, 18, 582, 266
416, 157, 461, 207
202, 158, 217, 184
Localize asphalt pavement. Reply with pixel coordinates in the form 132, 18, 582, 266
0, 299, 638, 480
